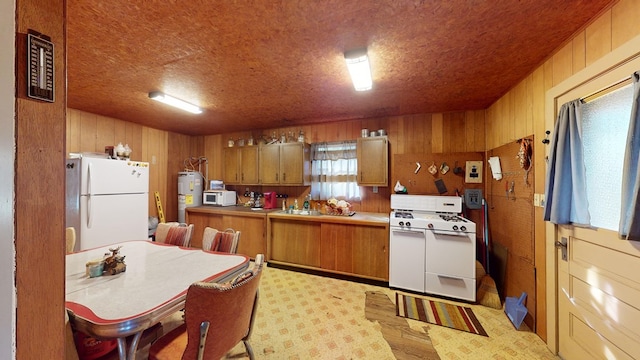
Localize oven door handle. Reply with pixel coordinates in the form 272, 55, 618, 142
391, 229, 425, 235
432, 230, 469, 237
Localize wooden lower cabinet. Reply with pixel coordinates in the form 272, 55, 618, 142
186, 209, 267, 259
269, 216, 389, 281
270, 220, 321, 267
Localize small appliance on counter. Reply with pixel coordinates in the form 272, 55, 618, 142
203, 190, 236, 206
263, 192, 277, 209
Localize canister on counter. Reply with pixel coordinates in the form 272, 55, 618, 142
361, 128, 369, 137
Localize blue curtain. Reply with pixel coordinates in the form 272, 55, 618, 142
619, 72, 640, 240
543, 99, 591, 225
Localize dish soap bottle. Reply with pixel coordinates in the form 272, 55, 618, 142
294, 199, 299, 211
303, 194, 311, 211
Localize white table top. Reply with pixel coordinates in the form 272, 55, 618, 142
66, 240, 249, 338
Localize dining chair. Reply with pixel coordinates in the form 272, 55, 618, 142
65, 227, 76, 254
148, 254, 265, 360
155, 222, 194, 247
202, 227, 240, 253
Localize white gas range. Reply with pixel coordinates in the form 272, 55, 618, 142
389, 194, 477, 301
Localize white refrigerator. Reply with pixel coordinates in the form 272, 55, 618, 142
65, 155, 149, 251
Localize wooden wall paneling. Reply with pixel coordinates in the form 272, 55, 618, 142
612, 0, 640, 49
15, 0, 66, 358
96, 114, 115, 152
125, 121, 143, 160
393, 152, 483, 196
79, 111, 97, 152
585, 9, 612, 67
485, 139, 535, 330
513, 80, 527, 139
572, 32, 587, 73
145, 128, 168, 219
431, 113, 443, 153
166, 132, 194, 221
203, 134, 224, 182
552, 41, 574, 86
474, 110, 486, 152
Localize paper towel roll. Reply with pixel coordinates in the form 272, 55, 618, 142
488, 156, 503, 180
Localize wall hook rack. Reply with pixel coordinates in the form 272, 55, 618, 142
542, 130, 551, 144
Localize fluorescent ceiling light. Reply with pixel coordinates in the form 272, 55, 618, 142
149, 91, 203, 114
344, 48, 372, 91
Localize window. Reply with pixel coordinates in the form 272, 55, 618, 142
582, 83, 633, 230
310, 141, 361, 201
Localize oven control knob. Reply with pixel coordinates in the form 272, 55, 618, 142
460, 226, 467, 232
406, 222, 411, 227
399, 221, 404, 226
452, 225, 459, 231
427, 223, 433, 229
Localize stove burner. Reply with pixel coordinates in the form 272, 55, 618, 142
395, 212, 413, 219
439, 215, 464, 222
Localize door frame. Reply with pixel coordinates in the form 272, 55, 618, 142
544, 33, 640, 354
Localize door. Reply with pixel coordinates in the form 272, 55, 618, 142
80, 192, 149, 249
389, 227, 426, 292
259, 144, 280, 184
555, 226, 640, 360
240, 146, 259, 184
280, 143, 304, 184
81, 157, 149, 195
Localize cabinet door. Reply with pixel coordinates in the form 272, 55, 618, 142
240, 146, 259, 184
356, 137, 388, 186
222, 214, 266, 258
259, 144, 280, 185
351, 226, 389, 280
223, 147, 240, 184
270, 219, 321, 267
280, 143, 310, 185
321, 223, 389, 280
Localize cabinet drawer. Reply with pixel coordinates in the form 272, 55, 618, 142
425, 272, 476, 302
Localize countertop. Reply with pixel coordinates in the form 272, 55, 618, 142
187, 205, 389, 226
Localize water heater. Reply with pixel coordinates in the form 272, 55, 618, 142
177, 171, 203, 223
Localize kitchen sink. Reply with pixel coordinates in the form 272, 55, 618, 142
279, 210, 322, 216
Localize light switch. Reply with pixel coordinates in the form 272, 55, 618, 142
465, 161, 483, 183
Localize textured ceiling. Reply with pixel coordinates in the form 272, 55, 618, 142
67, 0, 613, 136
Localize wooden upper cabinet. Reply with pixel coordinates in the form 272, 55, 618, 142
280, 143, 310, 185
223, 146, 260, 185
240, 146, 259, 184
259, 144, 280, 184
356, 136, 388, 186
223, 147, 240, 184
260, 142, 310, 185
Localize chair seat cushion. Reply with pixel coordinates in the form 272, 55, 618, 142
165, 226, 189, 246
148, 323, 188, 360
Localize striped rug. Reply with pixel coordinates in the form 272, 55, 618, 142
396, 293, 488, 336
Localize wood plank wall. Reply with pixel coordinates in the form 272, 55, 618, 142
483, 0, 640, 341
67, 109, 485, 221
62, 0, 640, 347
15, 0, 66, 358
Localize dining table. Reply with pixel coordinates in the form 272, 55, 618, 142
65, 240, 250, 360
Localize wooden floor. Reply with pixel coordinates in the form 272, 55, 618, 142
365, 291, 440, 360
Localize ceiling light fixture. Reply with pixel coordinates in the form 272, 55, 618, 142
344, 48, 372, 91
148, 91, 203, 114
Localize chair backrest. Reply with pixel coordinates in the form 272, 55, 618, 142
182, 254, 264, 360
65, 227, 76, 254
156, 222, 193, 247
202, 227, 240, 253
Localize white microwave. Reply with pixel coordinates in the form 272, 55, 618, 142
203, 190, 236, 206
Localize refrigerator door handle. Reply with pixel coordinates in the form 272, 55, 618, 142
87, 162, 93, 229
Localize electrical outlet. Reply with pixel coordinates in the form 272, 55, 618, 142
373, 186, 378, 193
534, 193, 540, 207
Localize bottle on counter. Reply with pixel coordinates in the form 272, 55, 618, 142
294, 199, 299, 210
282, 199, 287, 211
303, 194, 311, 211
